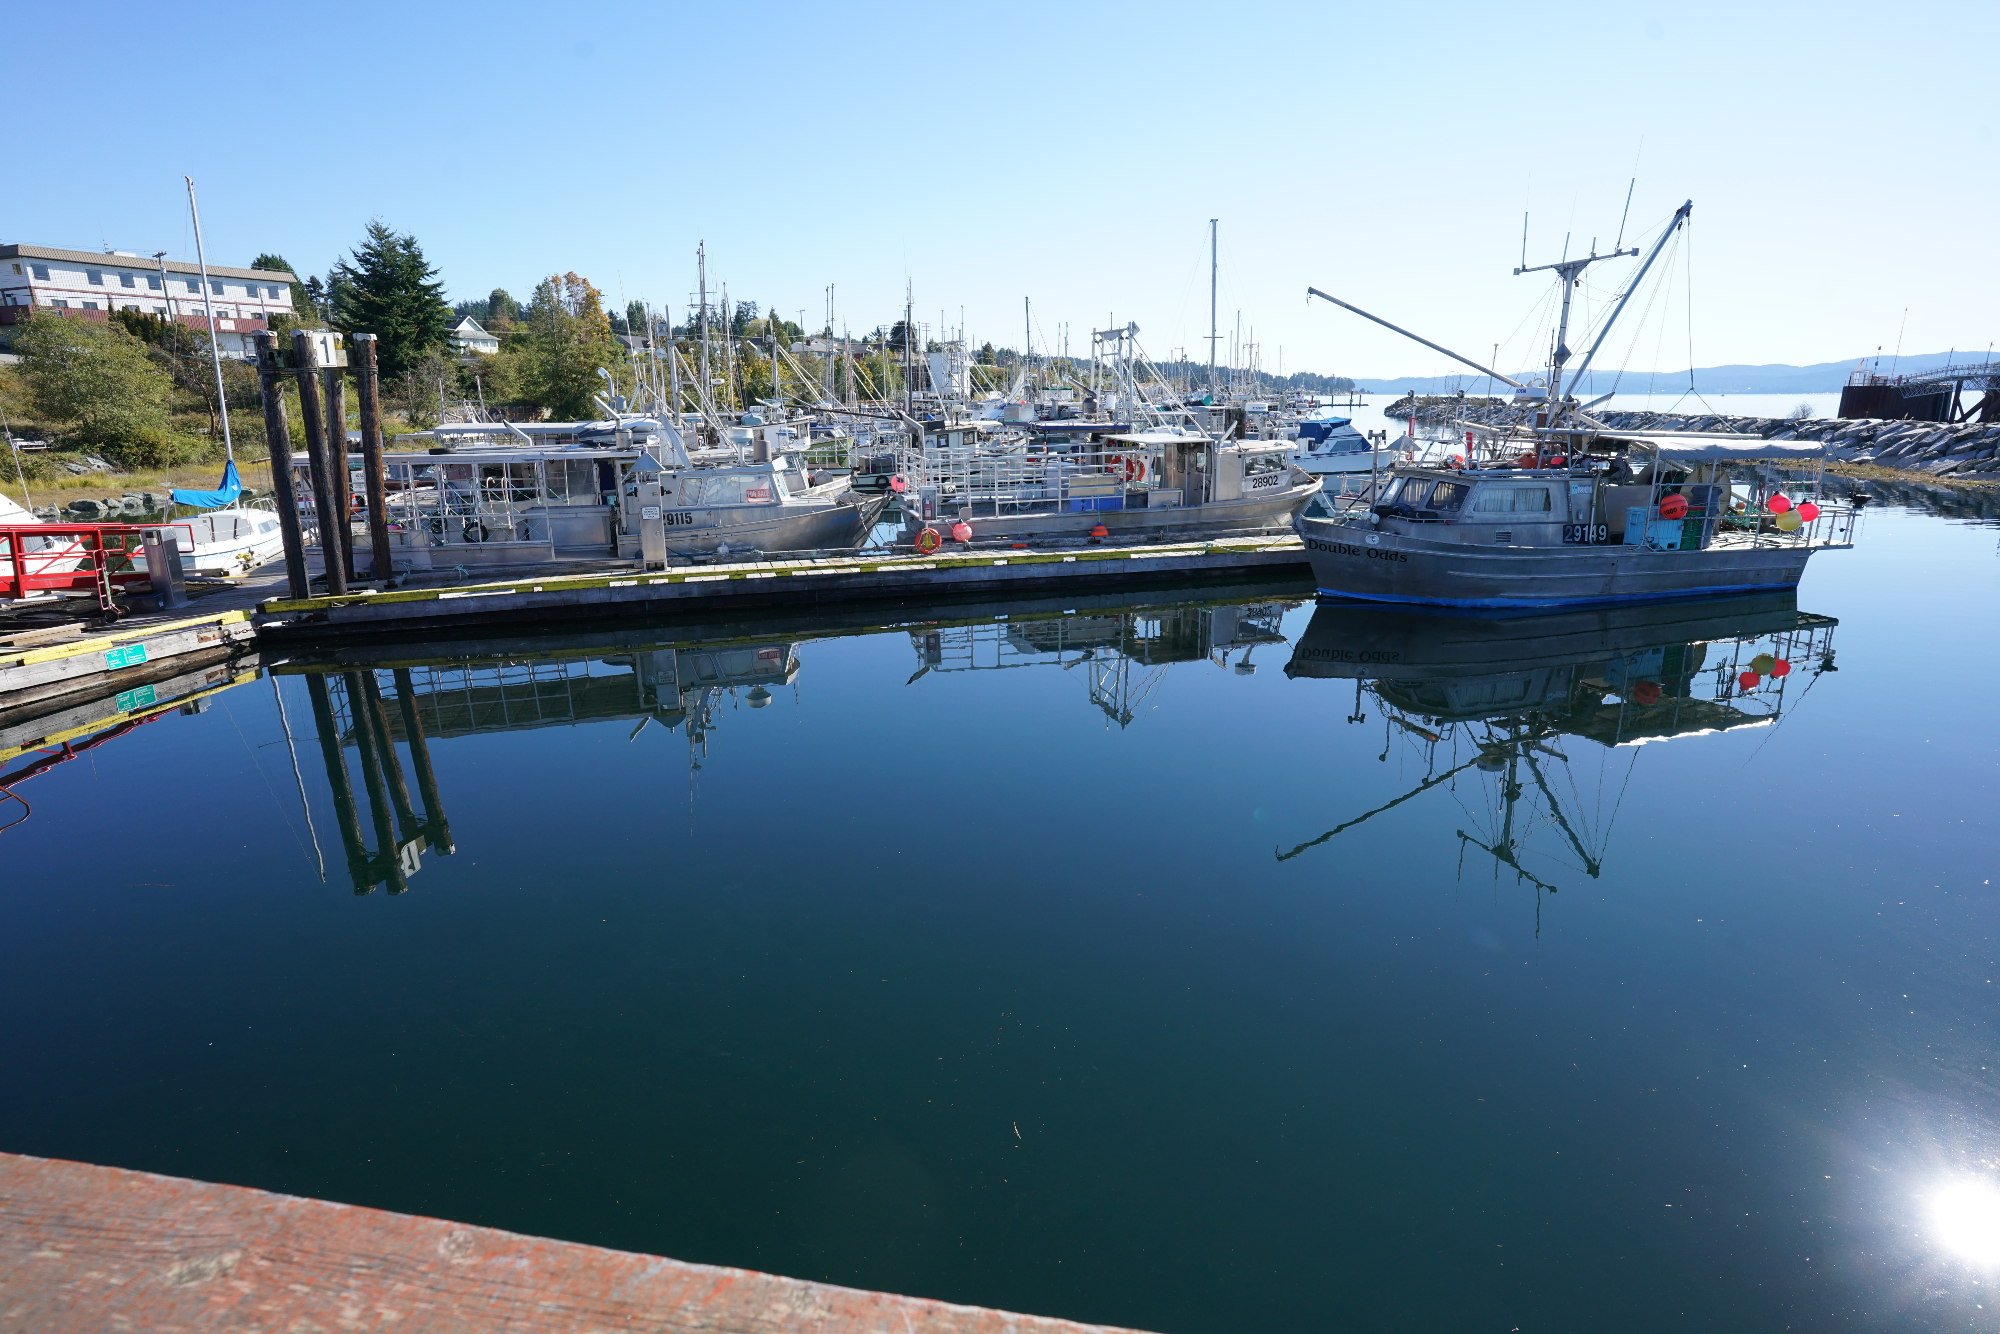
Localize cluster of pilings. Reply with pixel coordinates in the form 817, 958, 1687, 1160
297, 668, 451, 895
254, 329, 395, 599
1382, 394, 2000, 478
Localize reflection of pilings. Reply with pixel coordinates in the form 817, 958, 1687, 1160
344, 671, 407, 894
392, 668, 454, 855
361, 672, 420, 842
303, 674, 373, 894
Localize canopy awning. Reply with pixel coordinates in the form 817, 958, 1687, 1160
1597, 431, 1827, 463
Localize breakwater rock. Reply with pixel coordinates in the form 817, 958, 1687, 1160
1382, 395, 2000, 478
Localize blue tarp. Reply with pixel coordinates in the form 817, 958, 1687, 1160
170, 459, 242, 509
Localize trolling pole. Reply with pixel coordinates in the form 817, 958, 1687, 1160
1563, 200, 1694, 395
184, 176, 234, 463
1306, 288, 1527, 390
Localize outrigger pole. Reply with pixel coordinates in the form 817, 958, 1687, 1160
1305, 288, 1528, 391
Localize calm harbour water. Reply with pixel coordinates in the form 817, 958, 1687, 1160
2, 494, 1996, 1331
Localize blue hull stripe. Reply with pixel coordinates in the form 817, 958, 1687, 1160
1312, 581, 1795, 610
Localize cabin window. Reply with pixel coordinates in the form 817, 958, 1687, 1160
30, 264, 49, 280
1473, 485, 1554, 513
119, 273, 135, 288
87, 270, 103, 285
146, 274, 162, 289
1428, 481, 1471, 512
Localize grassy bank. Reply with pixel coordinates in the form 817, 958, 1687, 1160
1825, 461, 2000, 490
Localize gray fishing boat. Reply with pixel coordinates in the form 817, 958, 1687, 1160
1297, 200, 1857, 607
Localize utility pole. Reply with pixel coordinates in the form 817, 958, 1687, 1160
153, 251, 176, 324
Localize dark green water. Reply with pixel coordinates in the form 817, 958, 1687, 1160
3, 502, 1996, 1331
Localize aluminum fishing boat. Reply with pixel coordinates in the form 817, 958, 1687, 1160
1298, 200, 1856, 607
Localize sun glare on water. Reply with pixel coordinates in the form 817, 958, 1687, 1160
1930, 1179, 2000, 1267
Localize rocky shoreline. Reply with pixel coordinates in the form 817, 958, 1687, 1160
1383, 395, 2000, 478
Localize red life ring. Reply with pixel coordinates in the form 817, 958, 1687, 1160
1121, 454, 1145, 483
915, 526, 942, 555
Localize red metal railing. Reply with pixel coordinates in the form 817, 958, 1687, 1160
0, 522, 189, 605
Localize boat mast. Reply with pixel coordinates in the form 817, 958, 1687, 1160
1514, 224, 1639, 412
1208, 219, 1219, 397
697, 242, 710, 418
183, 176, 234, 464
1563, 201, 1694, 399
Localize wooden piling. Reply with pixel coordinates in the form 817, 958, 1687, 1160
391, 667, 454, 854
290, 331, 347, 596
301, 672, 373, 895
322, 366, 353, 584
344, 670, 407, 893
253, 333, 309, 600
351, 334, 394, 581
360, 670, 420, 840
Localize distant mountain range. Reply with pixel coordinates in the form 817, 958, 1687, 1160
1356, 351, 1983, 397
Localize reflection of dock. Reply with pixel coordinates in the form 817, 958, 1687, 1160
909, 600, 1291, 726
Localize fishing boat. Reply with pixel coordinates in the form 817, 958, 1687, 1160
374, 419, 885, 570
169, 505, 286, 577
1296, 200, 1857, 607
899, 427, 1319, 545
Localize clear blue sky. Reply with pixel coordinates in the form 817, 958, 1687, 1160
17, 0, 1995, 380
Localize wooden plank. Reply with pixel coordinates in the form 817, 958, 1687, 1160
0, 1152, 1151, 1333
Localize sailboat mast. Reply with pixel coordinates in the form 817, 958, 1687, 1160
184, 176, 234, 463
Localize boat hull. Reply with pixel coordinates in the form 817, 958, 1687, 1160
661, 491, 887, 558
1297, 514, 1820, 608
903, 479, 1317, 544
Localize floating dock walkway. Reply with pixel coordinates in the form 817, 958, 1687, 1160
253, 534, 1310, 642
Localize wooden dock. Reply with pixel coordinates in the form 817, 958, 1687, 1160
254, 535, 1310, 642
0, 1152, 1151, 1333
0, 608, 259, 720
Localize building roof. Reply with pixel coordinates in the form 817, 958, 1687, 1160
451, 316, 495, 338
0, 243, 296, 284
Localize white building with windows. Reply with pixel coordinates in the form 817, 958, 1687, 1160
0, 242, 297, 358
450, 315, 499, 356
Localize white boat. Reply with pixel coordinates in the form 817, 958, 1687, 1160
167, 507, 287, 577
1290, 412, 1397, 478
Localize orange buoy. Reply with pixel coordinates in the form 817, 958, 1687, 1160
1659, 493, 1689, 521
949, 520, 973, 544
1797, 500, 1820, 522
915, 526, 942, 554
888, 474, 908, 494
1089, 523, 1109, 540
1767, 494, 1793, 514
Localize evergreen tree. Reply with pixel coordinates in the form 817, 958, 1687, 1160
487, 287, 520, 327
326, 221, 453, 380
251, 252, 315, 319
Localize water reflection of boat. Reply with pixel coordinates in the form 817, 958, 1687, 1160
905, 597, 1294, 726
1278, 595, 1839, 915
